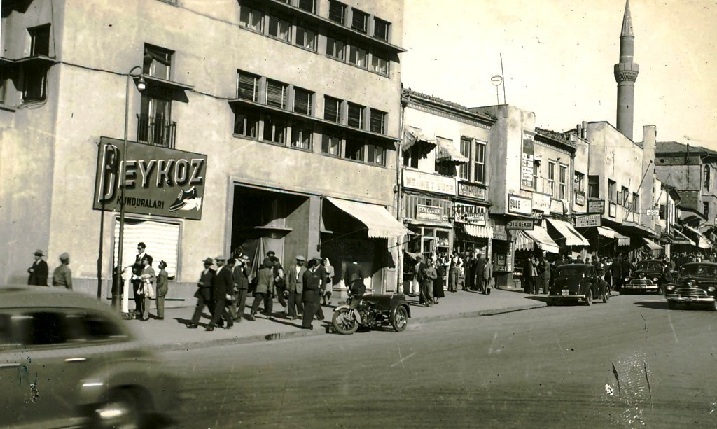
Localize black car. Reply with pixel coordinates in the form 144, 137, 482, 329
665, 262, 717, 310
622, 259, 666, 294
548, 264, 610, 306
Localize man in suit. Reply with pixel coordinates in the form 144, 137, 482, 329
232, 255, 250, 322
207, 255, 233, 331
27, 249, 49, 286
475, 254, 487, 294
414, 255, 426, 305
286, 255, 307, 320
187, 257, 215, 329
132, 242, 151, 318
301, 258, 323, 330
344, 257, 365, 298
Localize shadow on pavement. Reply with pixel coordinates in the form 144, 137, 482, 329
633, 300, 669, 310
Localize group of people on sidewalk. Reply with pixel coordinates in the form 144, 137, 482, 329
27, 249, 75, 290
413, 253, 494, 307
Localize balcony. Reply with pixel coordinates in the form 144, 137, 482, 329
137, 114, 176, 148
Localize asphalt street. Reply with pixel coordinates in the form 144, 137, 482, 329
164, 293, 717, 429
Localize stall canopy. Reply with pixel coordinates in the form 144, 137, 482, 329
327, 198, 409, 238
463, 224, 494, 239
683, 225, 712, 249
546, 218, 589, 247
642, 237, 662, 251
596, 226, 631, 247
514, 230, 534, 251
435, 137, 469, 163
524, 225, 560, 254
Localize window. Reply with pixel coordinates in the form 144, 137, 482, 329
294, 23, 316, 51
621, 186, 629, 206
326, 34, 345, 60
267, 14, 291, 42
632, 193, 639, 213
403, 144, 420, 169
473, 141, 486, 183
558, 165, 567, 200
367, 143, 385, 165
369, 109, 386, 134
373, 18, 390, 42
298, 0, 314, 13
347, 43, 367, 68
29, 24, 51, 57
239, 5, 263, 31
351, 9, 368, 33
0, 70, 7, 104
588, 175, 599, 198
237, 70, 260, 101
263, 114, 286, 144
328, 1, 346, 24
291, 124, 312, 149
704, 202, 710, 219
321, 133, 341, 156
458, 138, 470, 180
608, 180, 617, 203
324, 96, 341, 123
139, 89, 173, 147
22, 67, 47, 101
347, 102, 364, 128
293, 87, 313, 115
574, 172, 585, 193
705, 165, 711, 191
143, 44, 172, 80
266, 79, 288, 109
547, 161, 555, 196
344, 137, 363, 161
234, 107, 260, 137
371, 51, 389, 75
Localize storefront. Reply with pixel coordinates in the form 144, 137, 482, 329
453, 181, 491, 257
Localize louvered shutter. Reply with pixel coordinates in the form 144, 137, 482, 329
114, 219, 180, 279
266, 80, 286, 108
237, 73, 258, 101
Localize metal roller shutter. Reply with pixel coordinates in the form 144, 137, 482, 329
114, 218, 180, 278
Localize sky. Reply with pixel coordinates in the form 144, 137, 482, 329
401, 0, 717, 149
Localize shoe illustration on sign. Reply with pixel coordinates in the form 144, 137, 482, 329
168, 186, 202, 212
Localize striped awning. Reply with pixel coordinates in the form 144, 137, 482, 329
672, 228, 696, 246
435, 137, 469, 163
642, 237, 662, 251
683, 225, 712, 249
596, 226, 631, 247
327, 198, 409, 238
547, 218, 590, 247
524, 225, 560, 254
514, 230, 534, 251
463, 224, 494, 239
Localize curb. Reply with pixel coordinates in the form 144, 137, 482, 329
150, 302, 546, 352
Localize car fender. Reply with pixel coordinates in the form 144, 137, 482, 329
334, 304, 362, 324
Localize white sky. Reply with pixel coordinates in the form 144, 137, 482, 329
401, 0, 717, 148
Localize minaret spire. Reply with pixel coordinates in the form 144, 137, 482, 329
614, 0, 639, 139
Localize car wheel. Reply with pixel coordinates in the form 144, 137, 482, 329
332, 308, 358, 335
585, 292, 592, 306
711, 300, 717, 311
668, 300, 677, 310
391, 306, 409, 332
91, 388, 144, 429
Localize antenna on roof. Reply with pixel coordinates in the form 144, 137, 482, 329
500, 53, 507, 104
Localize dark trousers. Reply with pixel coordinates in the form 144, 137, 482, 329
288, 291, 304, 318
190, 295, 214, 324
420, 281, 433, 305
234, 289, 248, 320
156, 295, 166, 319
276, 286, 287, 308
251, 292, 273, 316
132, 280, 143, 315
209, 298, 231, 327
302, 301, 319, 328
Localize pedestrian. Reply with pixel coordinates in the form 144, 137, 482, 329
475, 254, 487, 293
226, 258, 239, 321
138, 255, 155, 321
156, 260, 169, 320
321, 258, 334, 306
464, 253, 475, 291
422, 258, 436, 306
434, 258, 446, 303
250, 258, 275, 320
27, 249, 49, 286
131, 242, 150, 319
301, 258, 323, 330
232, 255, 251, 322
207, 255, 233, 331
344, 256, 366, 298
522, 257, 534, 294
52, 252, 73, 290
539, 254, 550, 295
269, 253, 288, 314
482, 256, 493, 295
286, 255, 307, 320
187, 257, 216, 329
611, 258, 623, 292
448, 254, 460, 293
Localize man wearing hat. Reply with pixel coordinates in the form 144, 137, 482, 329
232, 255, 251, 321
28, 249, 49, 286
52, 252, 73, 290
301, 257, 324, 329
286, 255, 307, 319
187, 257, 216, 329
206, 255, 233, 331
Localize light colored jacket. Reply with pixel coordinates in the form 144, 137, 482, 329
286, 264, 307, 293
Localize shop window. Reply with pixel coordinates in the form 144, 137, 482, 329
371, 51, 389, 75
267, 13, 291, 42
293, 86, 313, 115
347, 102, 364, 129
588, 175, 599, 198
321, 133, 341, 156
558, 164, 567, 200
294, 23, 316, 51
347, 43, 367, 68
143, 44, 172, 80
369, 109, 386, 134
239, 5, 263, 32
351, 9, 368, 33
236, 70, 260, 102
324, 95, 342, 123
326, 34, 345, 60
328, 0, 346, 24
373, 18, 390, 42
263, 114, 287, 144
266, 79, 288, 109
291, 124, 312, 150
234, 107, 260, 138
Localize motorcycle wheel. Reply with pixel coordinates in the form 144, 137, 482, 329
391, 306, 409, 332
332, 308, 358, 335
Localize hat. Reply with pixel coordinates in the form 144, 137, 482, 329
137, 242, 146, 249
266, 250, 276, 256
203, 257, 214, 265
34, 249, 44, 256
59, 252, 70, 260
295, 255, 306, 261
215, 255, 226, 262
158, 260, 167, 269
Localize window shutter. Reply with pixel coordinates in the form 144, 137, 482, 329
324, 97, 340, 122
352, 10, 367, 32
114, 219, 180, 279
294, 89, 311, 115
347, 103, 362, 128
266, 81, 286, 108
370, 110, 385, 134
237, 73, 257, 101
329, 2, 344, 24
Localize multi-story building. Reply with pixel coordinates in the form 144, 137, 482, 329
0, 0, 407, 297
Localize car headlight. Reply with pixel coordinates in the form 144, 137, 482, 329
666, 285, 675, 291
652, 278, 659, 282
709, 287, 716, 293
687, 280, 694, 287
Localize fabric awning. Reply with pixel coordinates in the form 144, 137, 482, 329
683, 225, 712, 249
672, 228, 696, 246
327, 198, 409, 238
514, 230, 534, 251
596, 226, 631, 247
547, 218, 589, 247
642, 237, 662, 251
435, 137, 469, 163
463, 224, 493, 239
524, 226, 560, 254
402, 126, 436, 150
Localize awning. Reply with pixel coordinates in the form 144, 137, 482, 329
546, 218, 589, 247
463, 224, 494, 239
402, 126, 436, 150
683, 225, 712, 249
596, 226, 631, 247
524, 225, 560, 254
672, 228, 696, 246
514, 230, 534, 251
435, 137, 469, 163
327, 198, 409, 238
642, 237, 662, 251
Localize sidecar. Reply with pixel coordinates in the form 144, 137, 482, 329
362, 293, 411, 330
332, 293, 411, 335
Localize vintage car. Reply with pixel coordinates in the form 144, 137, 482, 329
0, 287, 180, 428
547, 264, 610, 306
623, 259, 665, 294
664, 262, 717, 310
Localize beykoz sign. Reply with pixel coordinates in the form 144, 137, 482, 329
94, 137, 207, 220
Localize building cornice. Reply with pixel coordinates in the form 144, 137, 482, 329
402, 89, 495, 130
534, 127, 576, 153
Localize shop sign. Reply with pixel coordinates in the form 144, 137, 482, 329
94, 137, 207, 220
532, 192, 550, 214
416, 204, 444, 222
550, 198, 567, 214
575, 192, 586, 206
507, 219, 534, 230
521, 134, 535, 190
493, 224, 508, 241
454, 203, 486, 225
574, 214, 601, 228
457, 182, 487, 201
403, 169, 456, 196
588, 199, 605, 214
508, 194, 532, 215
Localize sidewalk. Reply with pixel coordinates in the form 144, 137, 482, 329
128, 288, 545, 351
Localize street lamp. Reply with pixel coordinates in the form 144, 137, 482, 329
117, 66, 145, 316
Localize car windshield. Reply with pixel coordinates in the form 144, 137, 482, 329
636, 261, 662, 272
680, 264, 717, 277
555, 266, 587, 277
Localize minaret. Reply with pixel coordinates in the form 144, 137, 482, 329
614, 0, 639, 140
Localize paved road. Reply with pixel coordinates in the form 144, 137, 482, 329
165, 294, 717, 429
